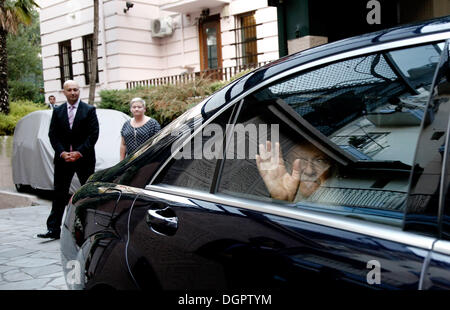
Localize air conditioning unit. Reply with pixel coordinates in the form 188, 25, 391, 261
151, 17, 173, 38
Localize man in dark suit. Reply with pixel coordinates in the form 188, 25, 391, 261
38, 80, 99, 239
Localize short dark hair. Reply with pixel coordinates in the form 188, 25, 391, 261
48, 95, 55, 99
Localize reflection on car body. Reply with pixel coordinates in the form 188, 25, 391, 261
62, 16, 450, 290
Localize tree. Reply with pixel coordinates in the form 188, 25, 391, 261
0, 0, 39, 114
88, 0, 99, 105
7, 9, 42, 102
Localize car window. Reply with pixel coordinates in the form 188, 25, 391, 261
387, 43, 442, 89
153, 107, 234, 191
217, 42, 444, 226
404, 40, 450, 236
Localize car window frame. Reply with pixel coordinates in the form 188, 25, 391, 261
213, 38, 448, 226
149, 33, 450, 188
435, 40, 450, 241
440, 101, 450, 240
147, 33, 450, 240
402, 39, 450, 237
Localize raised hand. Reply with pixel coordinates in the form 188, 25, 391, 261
256, 141, 301, 202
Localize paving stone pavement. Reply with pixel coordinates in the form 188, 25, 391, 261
0, 201, 68, 290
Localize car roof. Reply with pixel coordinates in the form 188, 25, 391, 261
202, 16, 450, 115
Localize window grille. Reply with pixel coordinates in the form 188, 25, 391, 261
83, 34, 99, 85
58, 40, 73, 88
234, 12, 259, 66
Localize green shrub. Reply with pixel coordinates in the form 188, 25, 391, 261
99, 78, 229, 127
8, 80, 42, 102
0, 100, 47, 135
0, 114, 17, 136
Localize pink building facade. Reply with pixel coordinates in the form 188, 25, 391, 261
39, 0, 280, 104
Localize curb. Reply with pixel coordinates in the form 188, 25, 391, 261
0, 190, 39, 209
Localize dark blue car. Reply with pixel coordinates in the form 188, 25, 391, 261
61, 16, 450, 290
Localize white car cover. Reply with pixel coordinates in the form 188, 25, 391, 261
12, 108, 130, 193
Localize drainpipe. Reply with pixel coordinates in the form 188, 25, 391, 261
180, 13, 185, 70
278, 0, 288, 57
99, 0, 109, 87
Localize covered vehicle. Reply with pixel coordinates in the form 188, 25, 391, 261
62, 17, 450, 290
12, 109, 130, 193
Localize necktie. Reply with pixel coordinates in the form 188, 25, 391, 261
68, 105, 76, 152
68, 105, 75, 129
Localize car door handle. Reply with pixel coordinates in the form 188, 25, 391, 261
146, 207, 178, 236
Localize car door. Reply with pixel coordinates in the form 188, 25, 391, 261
125, 37, 448, 290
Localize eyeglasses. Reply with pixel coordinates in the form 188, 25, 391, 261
297, 156, 331, 170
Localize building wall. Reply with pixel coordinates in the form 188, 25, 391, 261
40, 0, 107, 104
399, 0, 450, 23
39, 0, 279, 104
158, 12, 202, 76
40, 0, 166, 104
104, 0, 165, 90
157, 0, 278, 75
222, 0, 279, 66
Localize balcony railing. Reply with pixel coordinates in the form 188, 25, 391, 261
126, 62, 269, 89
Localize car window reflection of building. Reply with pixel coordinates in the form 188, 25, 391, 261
405, 42, 450, 234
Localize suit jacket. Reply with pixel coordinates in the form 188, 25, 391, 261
48, 101, 99, 165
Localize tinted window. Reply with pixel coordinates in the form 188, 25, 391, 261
253, 45, 443, 164
388, 43, 442, 88
404, 41, 450, 236
154, 107, 234, 191
218, 42, 443, 226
